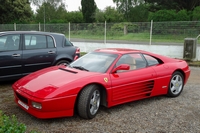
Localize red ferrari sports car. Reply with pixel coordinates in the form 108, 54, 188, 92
12, 48, 190, 119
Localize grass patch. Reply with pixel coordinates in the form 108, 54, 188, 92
80, 52, 87, 56
188, 61, 200, 66
69, 31, 190, 43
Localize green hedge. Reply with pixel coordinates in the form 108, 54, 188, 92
0, 111, 26, 133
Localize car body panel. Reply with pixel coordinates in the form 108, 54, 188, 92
0, 50, 23, 79
22, 48, 57, 75
109, 67, 156, 105
12, 48, 190, 119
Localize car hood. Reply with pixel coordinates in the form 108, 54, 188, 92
14, 66, 101, 98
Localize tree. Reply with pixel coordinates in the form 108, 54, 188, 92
81, 0, 96, 23
148, 9, 190, 21
30, 0, 65, 7
144, 0, 200, 12
0, 0, 33, 24
35, 1, 67, 23
113, 0, 145, 21
192, 6, 200, 20
95, 6, 124, 22
65, 11, 84, 23
128, 4, 149, 22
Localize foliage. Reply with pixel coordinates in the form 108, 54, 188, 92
81, 0, 97, 23
111, 22, 138, 33
0, 111, 26, 133
175, 10, 190, 21
113, 0, 145, 21
0, 0, 33, 24
95, 6, 124, 22
35, 1, 67, 23
144, 0, 200, 12
148, 10, 176, 21
65, 11, 84, 23
30, 0, 65, 7
192, 6, 200, 20
128, 4, 149, 22
148, 10, 190, 21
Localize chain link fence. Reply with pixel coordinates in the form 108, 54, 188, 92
0, 21, 200, 44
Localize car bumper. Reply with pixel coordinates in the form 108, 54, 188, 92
13, 89, 77, 119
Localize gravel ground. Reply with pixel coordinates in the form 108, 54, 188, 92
0, 67, 200, 133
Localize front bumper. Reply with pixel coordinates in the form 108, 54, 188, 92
13, 89, 77, 119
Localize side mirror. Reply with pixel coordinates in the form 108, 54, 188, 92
112, 64, 130, 73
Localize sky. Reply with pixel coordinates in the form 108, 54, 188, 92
66, 0, 116, 11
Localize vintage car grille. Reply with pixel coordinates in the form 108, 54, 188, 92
15, 92, 28, 104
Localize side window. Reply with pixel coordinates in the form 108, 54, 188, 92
64, 38, 72, 47
144, 54, 160, 66
0, 34, 20, 51
47, 36, 54, 48
25, 35, 47, 49
116, 53, 146, 72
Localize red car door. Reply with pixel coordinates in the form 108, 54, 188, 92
109, 53, 156, 106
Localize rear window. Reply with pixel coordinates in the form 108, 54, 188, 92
143, 54, 162, 66
24, 35, 55, 49
64, 38, 73, 46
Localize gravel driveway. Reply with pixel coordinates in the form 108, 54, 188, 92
0, 67, 200, 133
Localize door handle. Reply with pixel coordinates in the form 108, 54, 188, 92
12, 54, 21, 57
48, 51, 55, 54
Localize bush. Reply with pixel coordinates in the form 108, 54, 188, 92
148, 9, 190, 21
148, 10, 177, 21
111, 22, 138, 34
0, 110, 26, 133
193, 6, 200, 21
175, 10, 190, 21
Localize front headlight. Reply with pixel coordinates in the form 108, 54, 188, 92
32, 101, 42, 109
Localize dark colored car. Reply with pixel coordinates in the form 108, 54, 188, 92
0, 31, 80, 81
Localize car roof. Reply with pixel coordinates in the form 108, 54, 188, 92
0, 31, 64, 36
95, 48, 142, 54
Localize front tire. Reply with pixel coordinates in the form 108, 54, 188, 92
56, 60, 69, 66
167, 71, 184, 97
77, 85, 101, 119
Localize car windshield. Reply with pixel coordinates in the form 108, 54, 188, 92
69, 52, 118, 73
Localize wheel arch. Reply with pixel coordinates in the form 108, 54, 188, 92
75, 83, 108, 109
53, 58, 72, 66
173, 69, 185, 83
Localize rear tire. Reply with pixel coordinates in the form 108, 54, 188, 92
167, 71, 184, 97
56, 60, 69, 66
77, 85, 100, 119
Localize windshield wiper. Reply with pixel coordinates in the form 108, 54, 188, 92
72, 66, 89, 71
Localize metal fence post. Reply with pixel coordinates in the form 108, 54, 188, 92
104, 21, 106, 44
149, 20, 153, 45
14, 23, 16, 31
39, 22, 41, 31
69, 22, 70, 41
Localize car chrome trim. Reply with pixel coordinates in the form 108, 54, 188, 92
0, 74, 22, 78
48, 34, 57, 48
0, 65, 22, 69
24, 62, 51, 67
12, 54, 21, 57
48, 51, 55, 54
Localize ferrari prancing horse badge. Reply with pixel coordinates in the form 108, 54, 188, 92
104, 78, 108, 83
